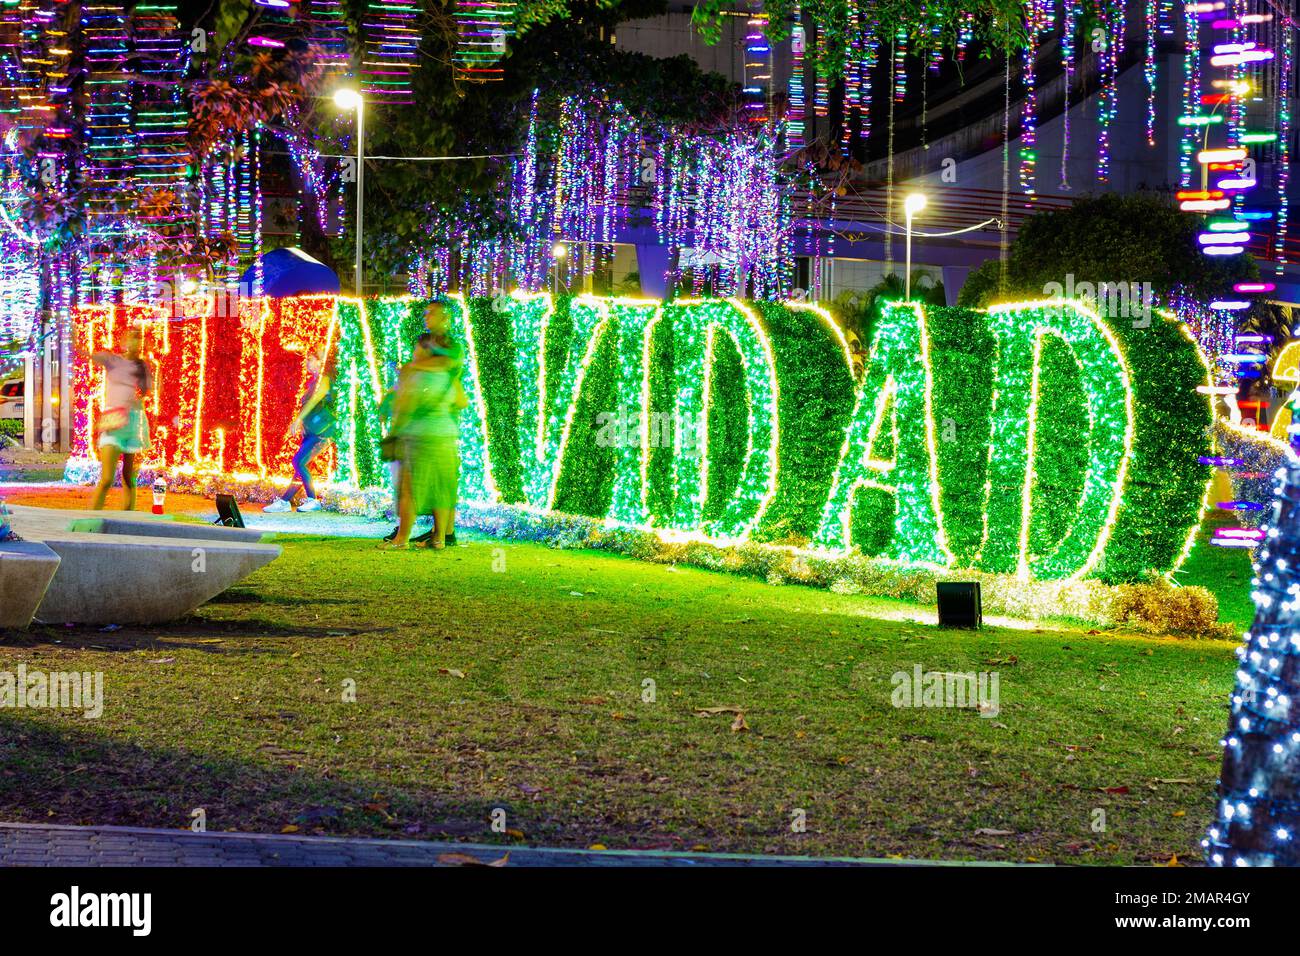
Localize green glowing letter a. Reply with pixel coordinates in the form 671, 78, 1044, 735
813, 302, 950, 564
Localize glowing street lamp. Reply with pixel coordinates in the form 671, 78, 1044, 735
903, 193, 927, 302
334, 88, 364, 295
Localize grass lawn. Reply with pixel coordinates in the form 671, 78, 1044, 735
0, 492, 1258, 864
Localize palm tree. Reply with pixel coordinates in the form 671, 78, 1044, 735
830, 271, 946, 379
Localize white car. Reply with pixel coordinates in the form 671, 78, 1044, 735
0, 379, 23, 420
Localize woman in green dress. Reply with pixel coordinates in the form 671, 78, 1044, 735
380, 333, 466, 550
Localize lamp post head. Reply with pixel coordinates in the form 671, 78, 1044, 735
552, 242, 568, 260
334, 88, 362, 111
904, 193, 928, 218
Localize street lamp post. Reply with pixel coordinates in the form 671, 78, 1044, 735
903, 192, 927, 302
334, 88, 364, 295
551, 241, 567, 295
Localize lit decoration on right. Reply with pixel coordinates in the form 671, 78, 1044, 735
1206, 445, 1300, 866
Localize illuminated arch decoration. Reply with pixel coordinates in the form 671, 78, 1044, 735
812, 301, 949, 565
66, 295, 1213, 583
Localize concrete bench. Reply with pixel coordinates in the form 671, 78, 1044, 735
0, 540, 61, 630
5, 505, 281, 626
66, 515, 273, 545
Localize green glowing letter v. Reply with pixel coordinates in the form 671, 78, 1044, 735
813, 302, 950, 564
505, 293, 608, 509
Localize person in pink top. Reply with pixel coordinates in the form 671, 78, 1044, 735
86, 327, 153, 511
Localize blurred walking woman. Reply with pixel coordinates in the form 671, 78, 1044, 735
90, 327, 152, 511
265, 348, 335, 513
380, 333, 466, 550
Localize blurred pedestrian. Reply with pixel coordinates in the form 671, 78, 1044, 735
89, 327, 153, 511
379, 333, 466, 550
265, 348, 336, 513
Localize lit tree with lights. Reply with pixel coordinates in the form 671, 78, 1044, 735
1206, 452, 1300, 867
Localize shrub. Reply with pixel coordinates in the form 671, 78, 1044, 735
1111, 576, 1234, 638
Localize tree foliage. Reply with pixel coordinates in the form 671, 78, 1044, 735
956, 192, 1257, 307
337, 0, 741, 281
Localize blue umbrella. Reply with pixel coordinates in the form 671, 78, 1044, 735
239, 247, 340, 298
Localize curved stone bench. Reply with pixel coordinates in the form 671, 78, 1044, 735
0, 540, 61, 630
66, 515, 274, 545
5, 505, 281, 626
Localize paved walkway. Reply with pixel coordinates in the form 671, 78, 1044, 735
0, 482, 423, 541
0, 822, 933, 867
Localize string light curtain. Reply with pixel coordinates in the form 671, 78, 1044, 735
408, 95, 797, 302
307, 0, 351, 78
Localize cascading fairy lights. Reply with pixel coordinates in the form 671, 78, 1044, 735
786, 9, 806, 150
812, 21, 829, 120
132, 4, 189, 217
307, 0, 352, 78
892, 26, 908, 103
742, 3, 771, 123
82, 4, 134, 231
1019, 0, 1053, 195
1145, 0, 1159, 145
840, 3, 862, 154
1273, 19, 1292, 272
409, 94, 797, 302
1095, 0, 1126, 185
1059, 0, 1076, 189
1182, 0, 1203, 188
453, 0, 515, 82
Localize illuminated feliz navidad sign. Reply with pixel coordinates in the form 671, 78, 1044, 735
70, 293, 1213, 582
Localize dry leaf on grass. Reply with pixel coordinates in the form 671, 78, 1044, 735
438, 852, 510, 867
438, 667, 466, 679
730, 713, 750, 733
